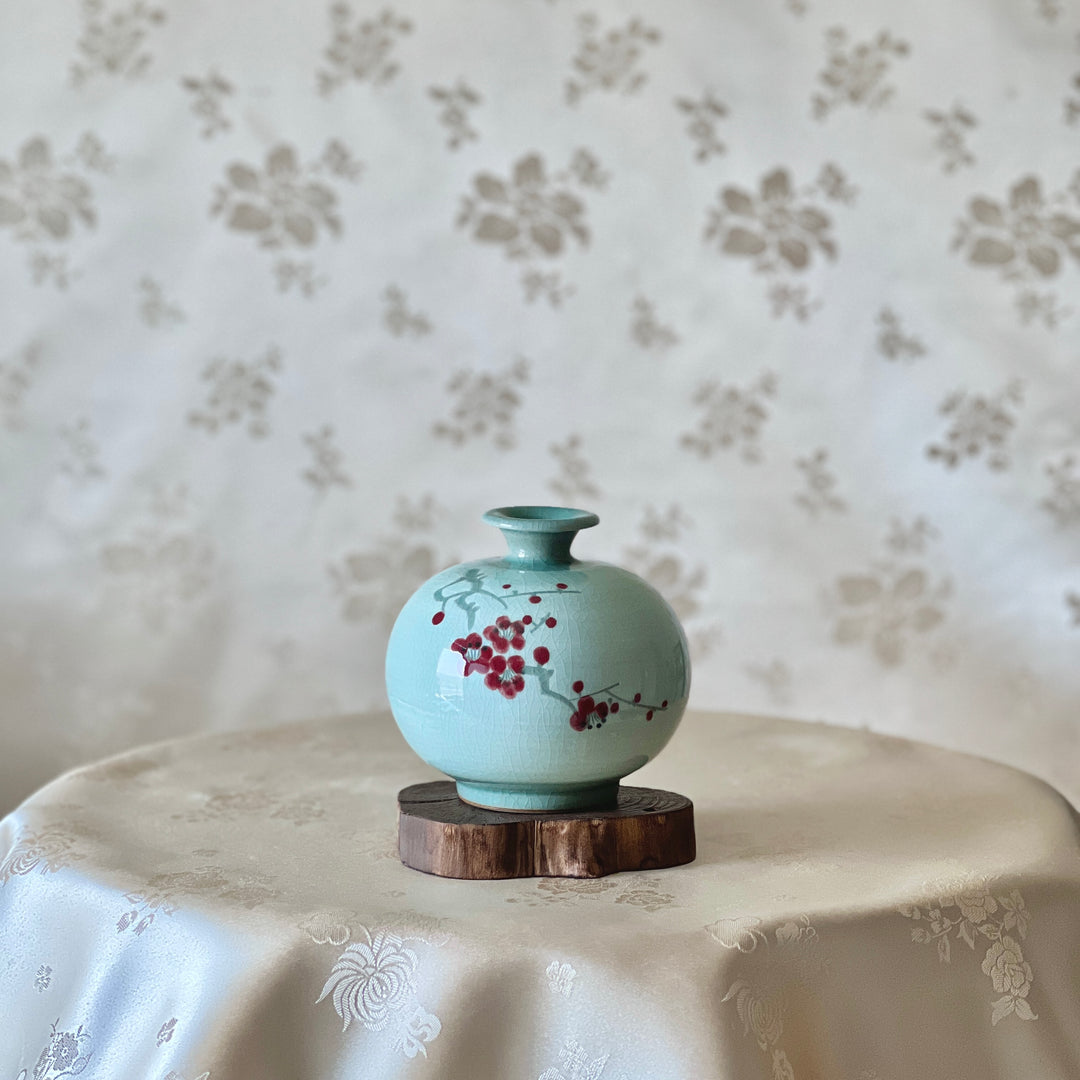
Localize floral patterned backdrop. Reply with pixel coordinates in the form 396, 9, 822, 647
1, 0, 1079, 812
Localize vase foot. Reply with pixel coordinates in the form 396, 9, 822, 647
455, 779, 619, 813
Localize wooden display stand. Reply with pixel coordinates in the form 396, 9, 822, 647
397, 781, 695, 879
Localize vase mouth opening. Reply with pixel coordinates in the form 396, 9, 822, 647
482, 505, 600, 533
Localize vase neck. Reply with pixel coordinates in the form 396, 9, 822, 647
482, 505, 600, 568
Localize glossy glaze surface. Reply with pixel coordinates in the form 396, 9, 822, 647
385, 506, 690, 810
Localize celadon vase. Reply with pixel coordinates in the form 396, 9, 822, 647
385, 506, 691, 812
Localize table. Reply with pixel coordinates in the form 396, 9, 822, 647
2, 710, 1079, 1079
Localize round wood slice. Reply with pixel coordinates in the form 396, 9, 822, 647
397, 781, 695, 879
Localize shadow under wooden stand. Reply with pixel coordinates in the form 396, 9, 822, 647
397, 781, 695, 879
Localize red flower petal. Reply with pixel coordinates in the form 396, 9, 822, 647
465, 633, 482, 648
577, 695, 595, 715
611, 702, 620, 714
495, 615, 511, 629
570, 711, 587, 731
508, 655, 525, 673
489, 655, 508, 674
485, 672, 502, 691
596, 702, 608, 718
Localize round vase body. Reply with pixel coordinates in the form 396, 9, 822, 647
385, 506, 691, 812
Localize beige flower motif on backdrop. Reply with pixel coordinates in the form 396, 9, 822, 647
1066, 71, 1080, 126
812, 27, 910, 120
433, 355, 529, 449
0, 137, 99, 287
744, 659, 794, 706
1042, 453, 1080, 527
522, 270, 575, 306
58, 417, 107, 483
383, 285, 432, 337
900, 885, 1036, 1024
565, 13, 661, 106
548, 434, 600, 502
70, 0, 166, 85
924, 104, 977, 173
674, 91, 728, 162
794, 448, 847, 517
952, 175, 1080, 328
180, 71, 234, 139
629, 296, 679, 351
302, 425, 352, 494
100, 483, 215, 632
28, 252, 78, 289
302, 424, 353, 493
827, 520, 950, 667
704, 166, 852, 319
275, 261, 328, 298
875, 307, 926, 362
623, 504, 721, 658
73, 133, 115, 175
317, 5, 412, 96
137, 276, 185, 327
925, 380, 1023, 471
1066, 592, 1080, 627
885, 515, 937, 555
188, 345, 282, 438
211, 141, 361, 251
0, 342, 41, 431
681, 371, 777, 463
329, 495, 446, 630
456, 151, 605, 306
428, 80, 482, 150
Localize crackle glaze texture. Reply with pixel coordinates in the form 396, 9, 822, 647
386, 508, 689, 809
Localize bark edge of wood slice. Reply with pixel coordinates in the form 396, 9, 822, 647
397, 781, 695, 879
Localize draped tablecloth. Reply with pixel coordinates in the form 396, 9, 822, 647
1, 709, 1079, 1080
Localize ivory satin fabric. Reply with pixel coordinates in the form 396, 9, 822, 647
2, 709, 1079, 1079
3, 0, 1080, 817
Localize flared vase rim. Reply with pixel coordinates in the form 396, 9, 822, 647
482, 505, 600, 533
